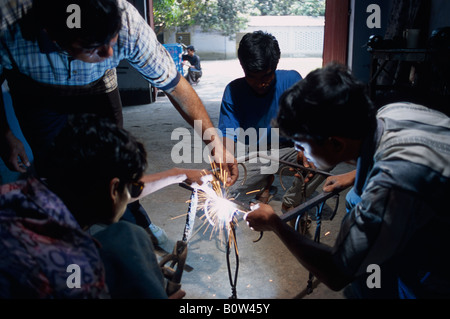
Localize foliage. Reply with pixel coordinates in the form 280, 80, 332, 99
250, 0, 296, 16
194, 0, 250, 39
153, 0, 326, 37
293, 0, 326, 17
153, 0, 208, 35
250, 0, 326, 16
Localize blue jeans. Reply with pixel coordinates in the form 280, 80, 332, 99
345, 187, 362, 213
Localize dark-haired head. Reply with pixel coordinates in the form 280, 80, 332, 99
274, 63, 376, 144
44, 113, 147, 228
34, 0, 122, 58
238, 31, 281, 73
238, 31, 281, 95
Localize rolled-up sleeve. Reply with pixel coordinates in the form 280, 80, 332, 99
219, 86, 241, 142
119, 0, 180, 92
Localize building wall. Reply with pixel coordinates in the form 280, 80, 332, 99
245, 25, 324, 57
165, 27, 237, 60
163, 16, 325, 60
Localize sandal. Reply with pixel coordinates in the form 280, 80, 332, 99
255, 185, 278, 204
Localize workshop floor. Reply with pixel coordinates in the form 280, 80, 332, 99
123, 58, 355, 299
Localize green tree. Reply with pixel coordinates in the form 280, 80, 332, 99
195, 0, 249, 38
250, 0, 325, 16
154, 0, 249, 39
251, 0, 295, 15
153, 0, 208, 35
292, 0, 326, 16
153, 0, 325, 39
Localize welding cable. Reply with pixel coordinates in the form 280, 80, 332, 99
226, 222, 239, 299
237, 162, 248, 186
278, 165, 307, 191
278, 165, 291, 191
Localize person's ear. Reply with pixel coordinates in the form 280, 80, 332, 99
327, 137, 345, 154
109, 177, 121, 203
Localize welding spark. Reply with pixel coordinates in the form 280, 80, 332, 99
188, 158, 242, 299
189, 158, 246, 244
195, 179, 243, 243
245, 189, 261, 195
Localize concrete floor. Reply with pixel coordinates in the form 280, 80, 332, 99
123, 58, 355, 299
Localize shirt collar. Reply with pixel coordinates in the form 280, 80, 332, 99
37, 29, 61, 53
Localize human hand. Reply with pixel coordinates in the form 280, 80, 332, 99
322, 170, 356, 193
244, 203, 280, 232
294, 150, 315, 183
183, 169, 213, 186
213, 145, 239, 187
0, 130, 30, 173
168, 289, 186, 299
222, 160, 239, 187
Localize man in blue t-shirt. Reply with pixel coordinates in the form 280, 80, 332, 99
219, 31, 326, 211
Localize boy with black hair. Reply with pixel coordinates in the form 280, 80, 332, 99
0, 114, 208, 298
245, 63, 450, 298
0, 0, 238, 245
219, 30, 325, 213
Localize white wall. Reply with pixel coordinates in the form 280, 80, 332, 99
163, 16, 324, 60
164, 26, 236, 60
246, 25, 324, 57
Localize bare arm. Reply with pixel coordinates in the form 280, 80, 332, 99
131, 168, 211, 202
166, 77, 238, 186
166, 76, 214, 136
322, 170, 356, 193
0, 83, 30, 173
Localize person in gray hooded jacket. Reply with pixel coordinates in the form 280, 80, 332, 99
245, 63, 450, 299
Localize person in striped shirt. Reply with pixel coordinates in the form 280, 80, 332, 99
0, 0, 238, 244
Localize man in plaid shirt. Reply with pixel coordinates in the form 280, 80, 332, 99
0, 0, 238, 244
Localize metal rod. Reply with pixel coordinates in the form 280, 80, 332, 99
178, 182, 194, 192
236, 152, 333, 177
280, 191, 339, 223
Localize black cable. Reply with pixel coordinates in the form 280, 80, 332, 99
226, 222, 239, 299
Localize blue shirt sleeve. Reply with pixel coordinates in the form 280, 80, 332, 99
218, 84, 240, 142
218, 71, 302, 145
